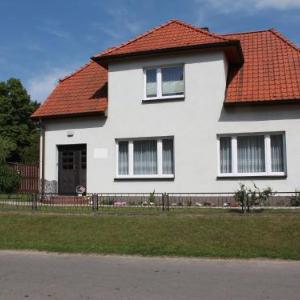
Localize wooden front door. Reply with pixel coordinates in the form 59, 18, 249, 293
58, 144, 87, 195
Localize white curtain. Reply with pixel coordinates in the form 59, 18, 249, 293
146, 69, 157, 97
118, 142, 128, 175
220, 137, 232, 173
134, 140, 157, 175
162, 67, 184, 96
238, 136, 265, 173
271, 135, 284, 172
163, 139, 174, 174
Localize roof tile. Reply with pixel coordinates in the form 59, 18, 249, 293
224, 29, 300, 103
32, 20, 300, 119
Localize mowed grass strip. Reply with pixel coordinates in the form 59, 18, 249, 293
0, 210, 299, 259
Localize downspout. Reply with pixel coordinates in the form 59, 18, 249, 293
40, 119, 45, 198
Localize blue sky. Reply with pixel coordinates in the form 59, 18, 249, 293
1, 0, 299, 102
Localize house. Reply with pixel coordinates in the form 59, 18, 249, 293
31, 19, 300, 195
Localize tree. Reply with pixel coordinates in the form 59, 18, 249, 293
0, 78, 39, 163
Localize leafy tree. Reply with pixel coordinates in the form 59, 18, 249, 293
0, 78, 39, 162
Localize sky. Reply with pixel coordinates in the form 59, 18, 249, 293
0, 0, 300, 103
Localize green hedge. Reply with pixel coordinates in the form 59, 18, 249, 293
0, 165, 20, 193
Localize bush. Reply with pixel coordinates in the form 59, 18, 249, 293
290, 191, 300, 207
0, 165, 20, 193
234, 183, 273, 213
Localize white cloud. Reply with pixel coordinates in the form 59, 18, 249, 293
102, 6, 144, 36
195, 0, 300, 13
27, 67, 74, 102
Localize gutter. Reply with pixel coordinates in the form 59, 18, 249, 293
92, 40, 244, 67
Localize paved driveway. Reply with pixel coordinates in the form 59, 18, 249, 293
0, 251, 299, 300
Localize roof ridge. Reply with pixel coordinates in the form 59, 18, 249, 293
222, 28, 271, 36
269, 29, 300, 53
170, 19, 230, 42
59, 61, 93, 82
95, 20, 175, 57
95, 19, 230, 58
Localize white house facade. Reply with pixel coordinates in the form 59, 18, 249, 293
32, 20, 300, 195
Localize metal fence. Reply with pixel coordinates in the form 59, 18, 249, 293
0, 191, 299, 214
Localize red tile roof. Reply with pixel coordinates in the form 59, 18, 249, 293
224, 29, 300, 104
31, 61, 108, 119
93, 20, 235, 60
32, 20, 300, 119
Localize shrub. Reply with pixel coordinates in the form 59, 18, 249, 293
234, 183, 273, 213
148, 190, 156, 205
0, 165, 20, 193
290, 191, 300, 207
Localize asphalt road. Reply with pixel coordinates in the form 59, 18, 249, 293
0, 251, 299, 300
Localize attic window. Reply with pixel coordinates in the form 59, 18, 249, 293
144, 65, 184, 101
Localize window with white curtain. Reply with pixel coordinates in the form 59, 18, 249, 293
118, 141, 129, 175
144, 65, 184, 100
116, 138, 174, 178
134, 140, 157, 175
218, 133, 285, 176
146, 69, 157, 98
219, 137, 232, 174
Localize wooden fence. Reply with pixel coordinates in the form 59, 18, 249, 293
9, 163, 40, 193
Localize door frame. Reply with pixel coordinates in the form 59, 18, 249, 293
57, 144, 87, 195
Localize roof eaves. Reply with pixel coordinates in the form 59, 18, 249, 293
31, 109, 107, 120
224, 98, 300, 106
93, 39, 244, 66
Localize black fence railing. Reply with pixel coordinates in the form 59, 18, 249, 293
0, 192, 299, 214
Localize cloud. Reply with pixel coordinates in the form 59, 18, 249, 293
37, 20, 70, 40
91, 22, 122, 40
194, 0, 300, 13
39, 26, 70, 39
256, 0, 300, 9
105, 6, 143, 35
27, 67, 75, 102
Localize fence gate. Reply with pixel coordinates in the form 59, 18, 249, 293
9, 163, 39, 193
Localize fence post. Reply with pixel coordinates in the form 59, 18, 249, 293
96, 194, 99, 211
31, 193, 38, 211
91, 194, 96, 211
162, 193, 165, 211
166, 193, 170, 211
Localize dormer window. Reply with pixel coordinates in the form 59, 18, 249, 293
144, 65, 184, 101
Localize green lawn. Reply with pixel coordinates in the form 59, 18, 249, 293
0, 210, 300, 259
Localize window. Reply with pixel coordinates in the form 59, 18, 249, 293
218, 133, 285, 177
117, 138, 174, 178
146, 69, 157, 98
81, 149, 86, 169
134, 140, 157, 175
144, 66, 184, 100
62, 151, 74, 170
118, 141, 129, 175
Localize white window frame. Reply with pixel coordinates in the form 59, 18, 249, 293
116, 137, 175, 179
143, 65, 185, 101
217, 132, 286, 177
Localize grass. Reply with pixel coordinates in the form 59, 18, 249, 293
0, 209, 300, 259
